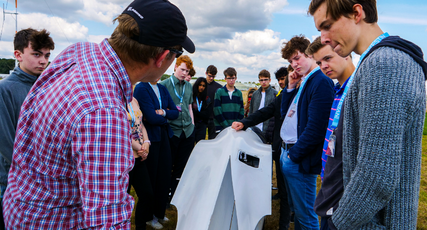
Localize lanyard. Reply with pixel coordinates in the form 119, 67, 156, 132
128, 102, 136, 128
171, 76, 185, 104
149, 83, 162, 109
289, 66, 320, 109
196, 97, 203, 112
331, 32, 389, 129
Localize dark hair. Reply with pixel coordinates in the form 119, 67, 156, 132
109, 14, 180, 64
206, 65, 217, 75
305, 36, 326, 56
308, 0, 378, 24
274, 67, 288, 80
189, 68, 196, 77
281, 35, 311, 60
223, 67, 237, 78
258, 69, 271, 79
14, 28, 55, 52
193, 77, 208, 102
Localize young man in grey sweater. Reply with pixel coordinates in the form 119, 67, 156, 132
310, 0, 427, 229
0, 28, 54, 229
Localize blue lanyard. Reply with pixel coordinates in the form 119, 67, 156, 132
171, 76, 185, 104
196, 97, 203, 112
290, 66, 320, 107
149, 83, 162, 109
128, 102, 136, 128
331, 32, 389, 128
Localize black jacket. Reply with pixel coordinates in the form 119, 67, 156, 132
240, 91, 283, 161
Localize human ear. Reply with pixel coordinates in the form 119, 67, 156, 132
352, 4, 364, 24
14, 50, 23, 62
155, 50, 170, 68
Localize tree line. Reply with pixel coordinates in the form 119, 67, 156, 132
0, 59, 15, 74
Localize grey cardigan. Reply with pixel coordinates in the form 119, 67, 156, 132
332, 47, 425, 229
248, 85, 277, 133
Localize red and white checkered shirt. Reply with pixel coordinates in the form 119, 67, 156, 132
3, 39, 135, 229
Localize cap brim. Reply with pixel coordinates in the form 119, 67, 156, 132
182, 36, 195, 53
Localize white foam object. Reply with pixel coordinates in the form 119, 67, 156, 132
172, 127, 272, 230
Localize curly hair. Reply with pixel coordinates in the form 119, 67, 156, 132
281, 35, 310, 60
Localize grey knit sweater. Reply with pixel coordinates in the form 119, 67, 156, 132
332, 47, 426, 229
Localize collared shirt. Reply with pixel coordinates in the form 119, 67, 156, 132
160, 74, 194, 138
3, 39, 134, 229
320, 79, 349, 179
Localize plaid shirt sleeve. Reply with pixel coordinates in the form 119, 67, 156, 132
72, 107, 134, 229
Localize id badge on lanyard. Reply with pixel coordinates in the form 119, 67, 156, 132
326, 130, 336, 157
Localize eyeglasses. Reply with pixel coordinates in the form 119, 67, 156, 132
225, 77, 236, 80
259, 79, 270, 82
166, 48, 183, 58
207, 74, 215, 78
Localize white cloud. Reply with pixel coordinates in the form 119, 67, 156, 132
18, 13, 88, 42
87, 35, 109, 43
199, 29, 284, 55
173, 0, 288, 43
0, 41, 14, 59
77, 0, 123, 25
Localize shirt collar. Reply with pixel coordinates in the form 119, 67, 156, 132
336, 77, 350, 94
13, 66, 38, 84
171, 74, 185, 85
99, 39, 133, 104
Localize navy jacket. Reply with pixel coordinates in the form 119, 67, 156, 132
280, 68, 334, 174
134, 82, 179, 142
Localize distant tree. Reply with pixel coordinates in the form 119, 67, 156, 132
0, 58, 15, 74
161, 74, 171, 81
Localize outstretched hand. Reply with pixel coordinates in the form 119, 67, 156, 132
231, 122, 244, 131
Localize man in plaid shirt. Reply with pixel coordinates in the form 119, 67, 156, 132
2, 0, 194, 229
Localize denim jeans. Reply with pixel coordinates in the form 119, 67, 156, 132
280, 148, 318, 230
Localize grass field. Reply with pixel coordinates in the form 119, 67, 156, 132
132, 116, 427, 230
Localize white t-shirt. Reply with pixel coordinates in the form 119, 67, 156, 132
280, 76, 307, 144
255, 92, 266, 130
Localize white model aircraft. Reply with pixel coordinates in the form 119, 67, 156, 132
172, 127, 272, 230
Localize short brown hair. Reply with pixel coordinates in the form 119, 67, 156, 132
175, 55, 193, 70
308, 0, 378, 24
305, 36, 326, 56
189, 68, 196, 77
206, 65, 217, 75
109, 14, 179, 65
281, 35, 311, 60
258, 69, 271, 79
223, 67, 237, 78
14, 28, 55, 52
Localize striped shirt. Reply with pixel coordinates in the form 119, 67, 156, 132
3, 39, 134, 229
320, 79, 349, 179
213, 86, 244, 130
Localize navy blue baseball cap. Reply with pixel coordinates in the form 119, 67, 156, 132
123, 0, 195, 53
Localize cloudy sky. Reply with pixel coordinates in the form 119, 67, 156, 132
0, 0, 426, 83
